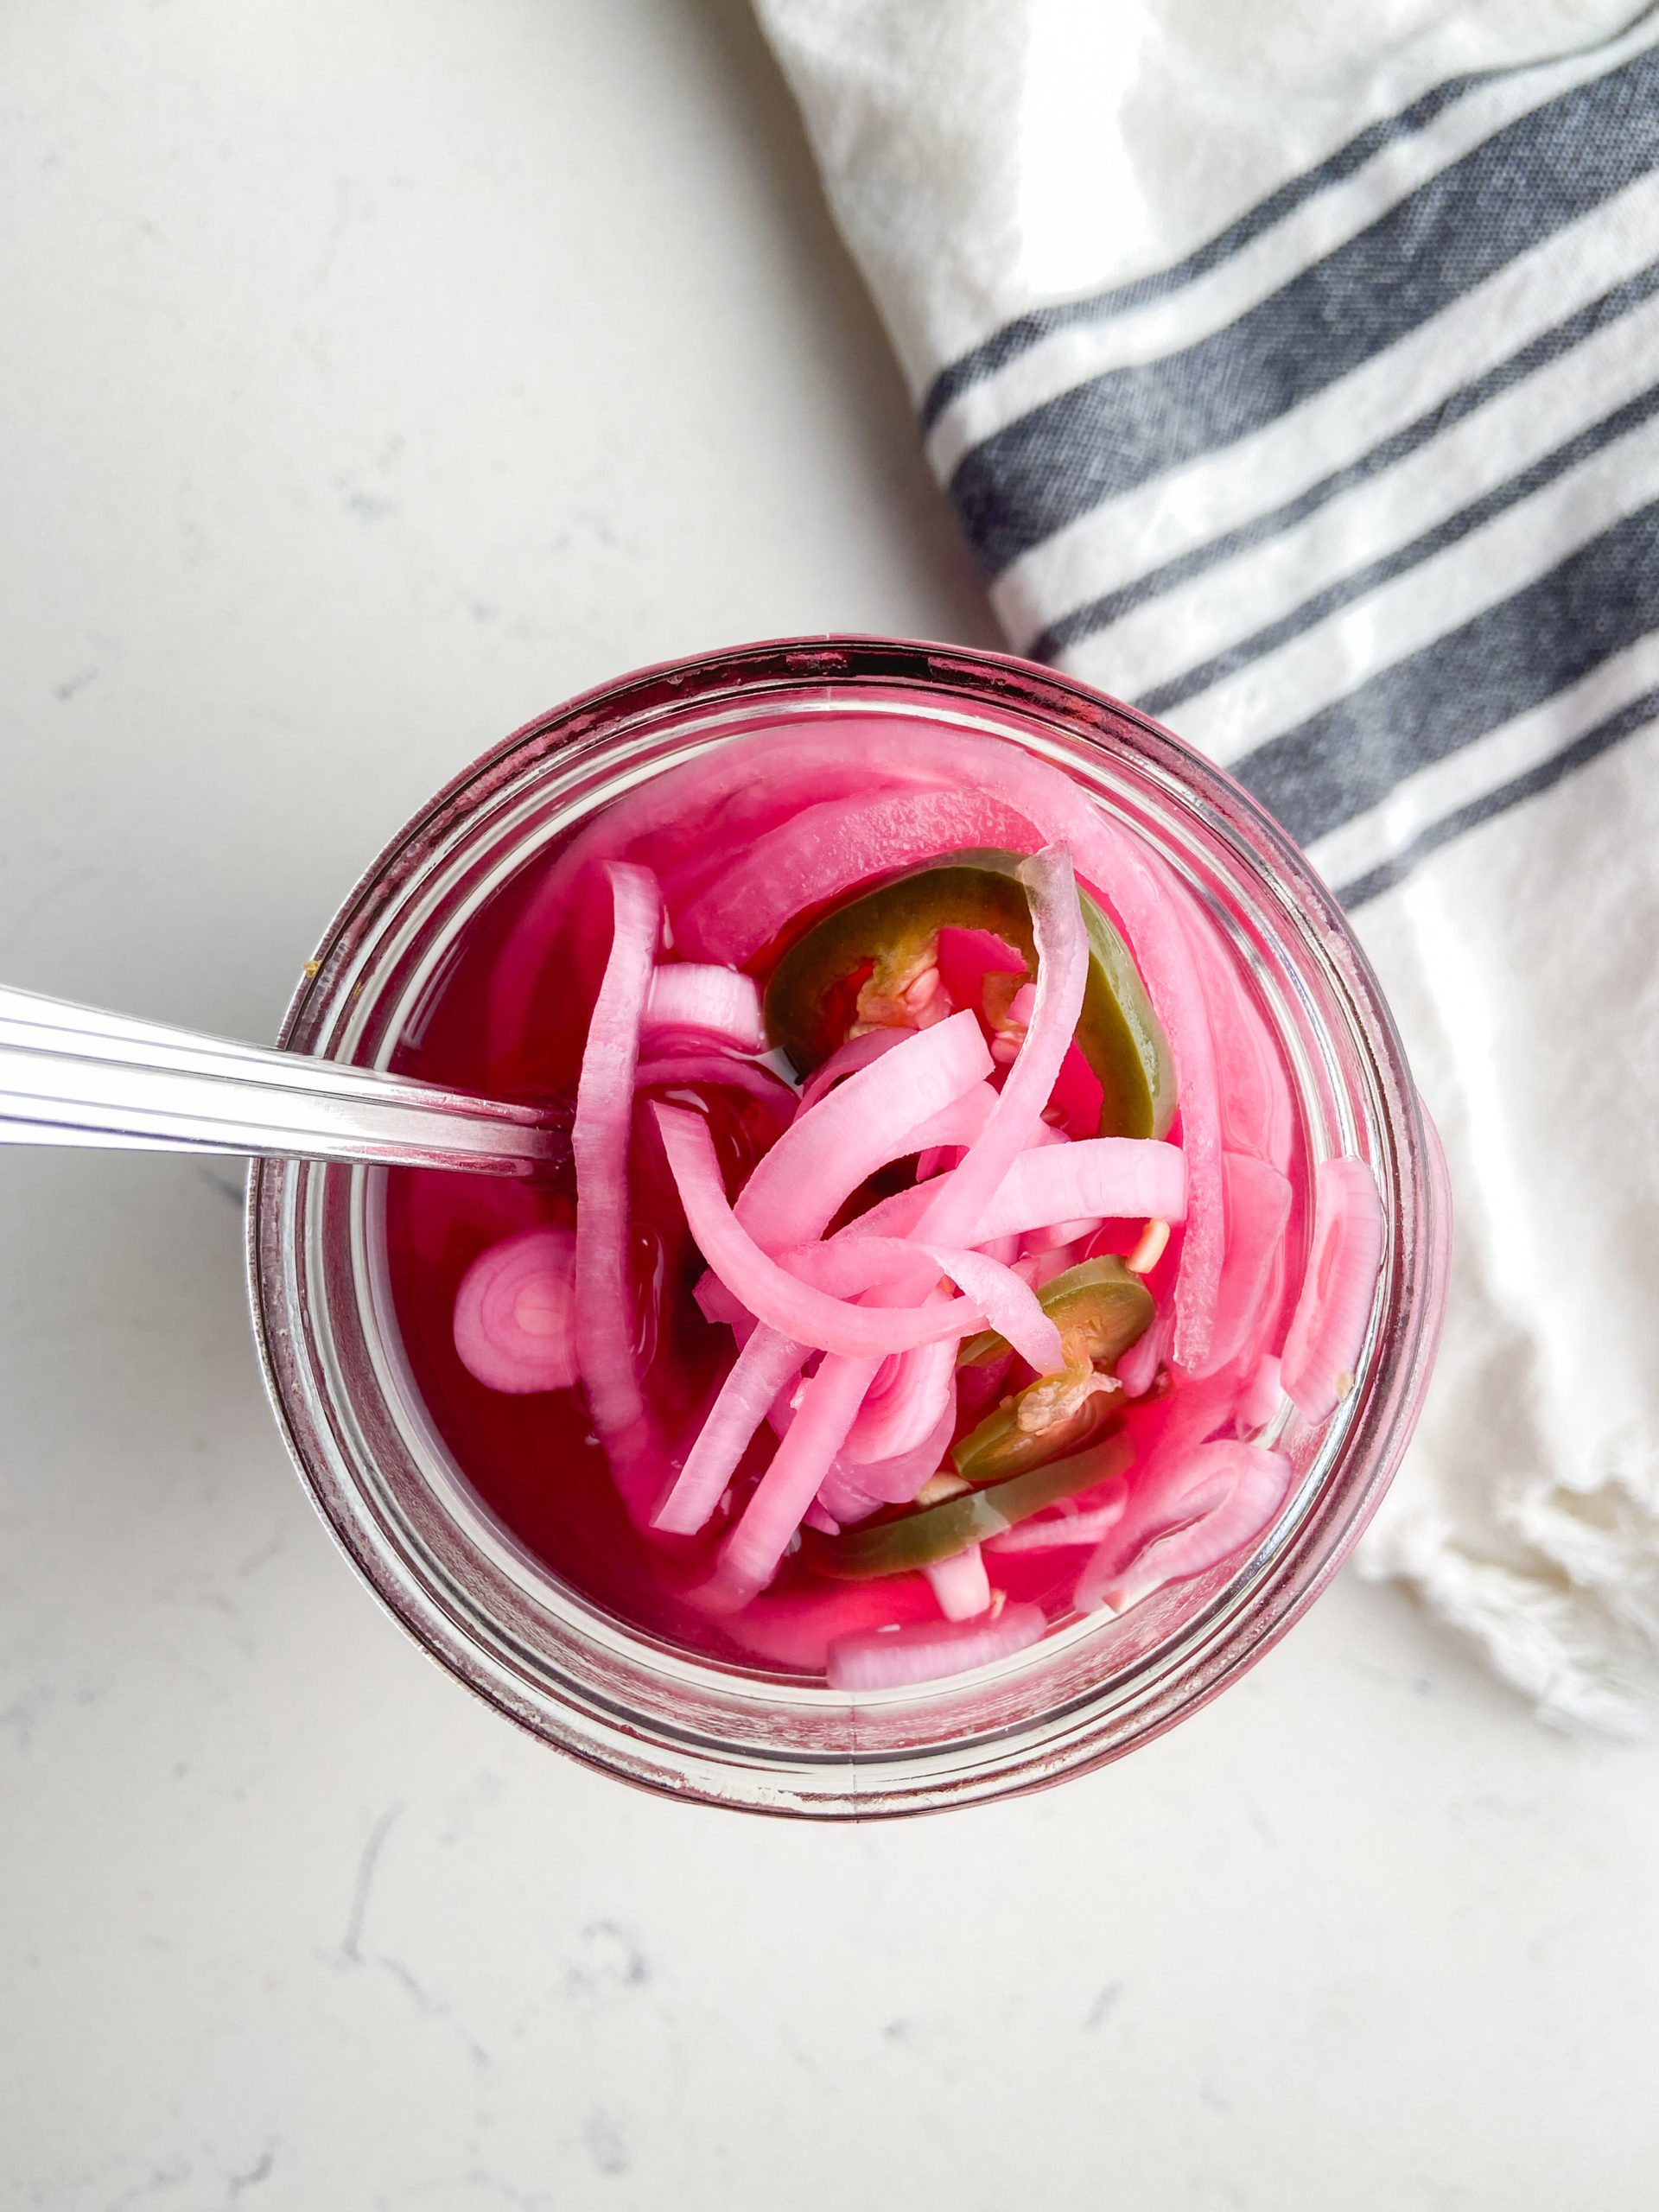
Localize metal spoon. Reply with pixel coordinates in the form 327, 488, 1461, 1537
0, 983, 564, 1176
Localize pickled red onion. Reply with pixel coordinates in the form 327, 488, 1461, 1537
643, 963, 765, 1052
825, 1603, 1046, 1690
735, 1011, 993, 1254
1236, 1352, 1283, 1434
847, 1137, 1186, 1247
651, 1324, 807, 1535
831, 1395, 957, 1506
985, 1491, 1130, 1553
655, 1107, 1010, 1357
573, 862, 660, 1510
776, 1231, 1062, 1373
841, 1338, 956, 1465
798, 1027, 907, 1112
677, 785, 1039, 967
1084, 1444, 1293, 1614
1281, 1155, 1384, 1422
452, 1227, 579, 1395
924, 1545, 991, 1620
633, 1053, 795, 1109
714, 1352, 880, 1605
1207, 1152, 1293, 1372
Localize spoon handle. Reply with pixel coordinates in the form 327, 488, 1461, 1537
0, 984, 564, 1176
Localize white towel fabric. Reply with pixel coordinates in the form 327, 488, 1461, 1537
756, 0, 1659, 1734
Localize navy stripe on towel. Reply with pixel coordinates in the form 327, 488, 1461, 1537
1232, 499, 1659, 849
1031, 255, 1659, 664
1337, 685, 1659, 905
950, 44, 1659, 576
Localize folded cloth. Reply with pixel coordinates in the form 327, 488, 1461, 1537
756, 0, 1659, 1733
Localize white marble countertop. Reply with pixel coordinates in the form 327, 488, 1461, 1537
3, 5, 1657, 2207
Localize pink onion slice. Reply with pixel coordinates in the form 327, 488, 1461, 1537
1177, 887, 1294, 1170
713, 1351, 880, 1605
798, 1027, 908, 1113
843, 1137, 1186, 1249
1084, 1444, 1293, 1614
924, 1545, 991, 1621
816, 1468, 884, 1526
1236, 1352, 1283, 1434
651, 1324, 808, 1535
656, 1108, 1008, 1357
831, 1394, 957, 1506
677, 785, 1040, 966
692, 1268, 748, 1329
1116, 1310, 1170, 1398
734, 1010, 993, 1254
1281, 1155, 1384, 1422
643, 963, 765, 1053
913, 844, 1089, 1249
1207, 1152, 1294, 1372
841, 1338, 957, 1466
634, 1053, 796, 1109
825, 1603, 1047, 1690
718, 1578, 942, 1673
984, 1492, 1130, 1553
452, 1226, 579, 1395
572, 862, 660, 1515
776, 1233, 1061, 1373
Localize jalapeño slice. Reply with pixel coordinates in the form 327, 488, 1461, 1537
760, 849, 1175, 1138
803, 1430, 1135, 1580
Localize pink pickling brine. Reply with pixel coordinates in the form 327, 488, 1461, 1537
380, 722, 1384, 1686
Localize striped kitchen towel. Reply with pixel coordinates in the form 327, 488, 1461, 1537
757, 0, 1659, 1733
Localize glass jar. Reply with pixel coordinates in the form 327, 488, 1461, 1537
249, 636, 1449, 1816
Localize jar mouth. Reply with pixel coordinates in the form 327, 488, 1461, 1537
248, 636, 1446, 1817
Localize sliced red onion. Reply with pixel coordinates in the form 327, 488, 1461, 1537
1236, 1352, 1283, 1435
832, 1394, 957, 1505
798, 1027, 907, 1113
713, 1351, 880, 1605
913, 844, 1089, 1249
985, 1488, 1129, 1553
1281, 1155, 1384, 1423
825, 1603, 1047, 1691
1178, 884, 1294, 1170
651, 1324, 808, 1535
642, 963, 765, 1053
816, 1465, 886, 1526
572, 862, 660, 1514
657, 1109, 1005, 1357
692, 1268, 748, 1330
734, 1010, 992, 1254
841, 1338, 957, 1466
634, 1052, 797, 1109
677, 785, 1040, 966
848, 1137, 1185, 1249
1085, 1444, 1293, 1614
1207, 1152, 1293, 1372
903, 1080, 999, 1158
1020, 1216, 1104, 1254
717, 1578, 941, 1673
924, 1545, 992, 1621
452, 1226, 579, 1395
774, 1230, 1062, 1374
1116, 1310, 1169, 1398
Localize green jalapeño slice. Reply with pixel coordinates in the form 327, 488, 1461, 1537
953, 1257, 1155, 1484
804, 1431, 1135, 1580
760, 850, 1176, 1138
